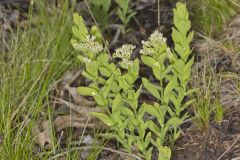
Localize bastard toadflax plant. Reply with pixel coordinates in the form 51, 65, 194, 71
71, 2, 195, 160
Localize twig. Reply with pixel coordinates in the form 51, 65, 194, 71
158, 0, 160, 30
217, 134, 240, 160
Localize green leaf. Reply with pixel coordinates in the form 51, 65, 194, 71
77, 87, 98, 96
121, 106, 135, 117
183, 57, 194, 81
112, 94, 122, 112
141, 55, 159, 68
158, 146, 171, 160
174, 59, 185, 74
112, 110, 123, 125
146, 147, 153, 160
145, 120, 160, 137
98, 53, 109, 66
142, 78, 161, 100
136, 139, 145, 152
118, 77, 129, 90
182, 98, 196, 108
91, 25, 103, 43
101, 75, 114, 97
129, 59, 139, 80
164, 79, 177, 96
99, 67, 111, 77
72, 13, 88, 40
186, 31, 194, 44
152, 66, 162, 80
172, 28, 183, 43
166, 117, 183, 130
86, 61, 99, 77
94, 93, 108, 106
174, 44, 186, 61
111, 81, 121, 93
169, 93, 179, 108
160, 65, 173, 79
150, 138, 159, 148
90, 112, 114, 126
142, 103, 167, 126
142, 103, 158, 118
116, 0, 130, 14
125, 74, 134, 85
134, 85, 142, 102
71, 26, 82, 40
164, 79, 178, 104
173, 130, 181, 142
127, 135, 135, 150
126, 11, 136, 22
145, 132, 152, 143
89, 83, 99, 91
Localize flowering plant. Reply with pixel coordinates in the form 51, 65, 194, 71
71, 2, 194, 160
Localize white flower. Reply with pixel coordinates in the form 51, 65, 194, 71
119, 58, 133, 69
113, 44, 135, 69
73, 35, 103, 54
140, 31, 168, 56
113, 44, 135, 60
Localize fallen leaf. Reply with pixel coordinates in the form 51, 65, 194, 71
32, 121, 53, 149
55, 115, 95, 132
59, 98, 102, 115
64, 85, 95, 106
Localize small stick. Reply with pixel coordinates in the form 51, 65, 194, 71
158, 0, 160, 30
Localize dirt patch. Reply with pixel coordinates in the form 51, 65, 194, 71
172, 110, 240, 160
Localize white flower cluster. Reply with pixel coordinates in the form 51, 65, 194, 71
119, 58, 133, 69
113, 44, 135, 60
140, 31, 168, 56
73, 35, 103, 54
113, 44, 135, 69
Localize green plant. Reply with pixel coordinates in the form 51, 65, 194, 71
0, 1, 83, 159
214, 100, 224, 125
72, 2, 194, 160
115, 0, 136, 34
194, 93, 224, 131
87, 0, 111, 32
72, 13, 152, 158
186, 0, 240, 36
140, 2, 195, 158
